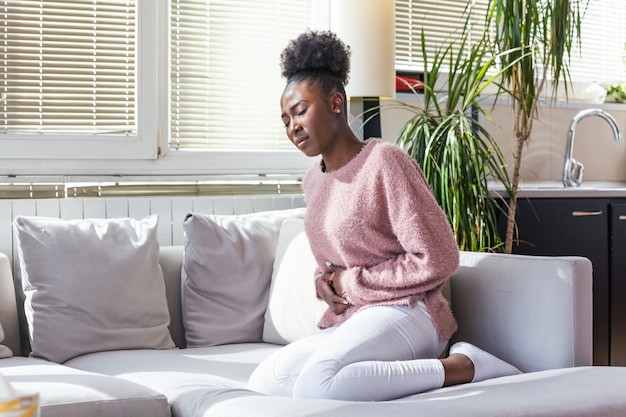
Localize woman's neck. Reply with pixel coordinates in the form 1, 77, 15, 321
321, 134, 365, 173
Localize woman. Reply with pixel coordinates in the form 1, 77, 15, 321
248, 30, 520, 401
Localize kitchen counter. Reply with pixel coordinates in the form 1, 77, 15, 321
489, 181, 626, 198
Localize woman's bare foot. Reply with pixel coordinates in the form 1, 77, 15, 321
441, 351, 475, 386
444, 342, 522, 385
444, 342, 521, 382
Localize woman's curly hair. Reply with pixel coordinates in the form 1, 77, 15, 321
280, 30, 350, 96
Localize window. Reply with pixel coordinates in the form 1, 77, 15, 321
0, 0, 158, 161
395, 0, 490, 72
394, 0, 626, 86
1, 1, 135, 135
169, 0, 313, 151
1, 1, 624, 179
571, 0, 626, 85
0, 0, 313, 177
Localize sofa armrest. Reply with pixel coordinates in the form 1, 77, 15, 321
450, 251, 592, 373
0, 252, 20, 355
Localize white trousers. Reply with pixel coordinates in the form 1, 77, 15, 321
248, 303, 449, 401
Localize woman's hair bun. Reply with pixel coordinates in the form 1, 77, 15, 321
280, 30, 350, 85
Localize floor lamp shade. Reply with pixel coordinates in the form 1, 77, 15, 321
329, 0, 396, 99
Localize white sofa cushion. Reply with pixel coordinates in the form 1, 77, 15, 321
66, 344, 275, 398
64, 346, 626, 417
262, 218, 326, 344
0, 323, 12, 358
13, 215, 175, 363
66, 344, 277, 417
2, 356, 170, 417
182, 208, 305, 347
228, 366, 626, 417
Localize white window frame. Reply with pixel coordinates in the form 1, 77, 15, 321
1, 0, 312, 178
157, 0, 313, 177
1, 1, 158, 163
2, 0, 624, 179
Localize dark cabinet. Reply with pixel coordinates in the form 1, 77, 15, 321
502, 198, 611, 365
610, 203, 626, 365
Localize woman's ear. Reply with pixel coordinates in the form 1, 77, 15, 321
330, 92, 344, 114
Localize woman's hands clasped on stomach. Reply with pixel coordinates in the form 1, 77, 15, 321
315, 261, 349, 315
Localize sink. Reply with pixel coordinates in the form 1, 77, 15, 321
489, 181, 626, 198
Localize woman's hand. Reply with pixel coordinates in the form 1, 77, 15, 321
315, 261, 349, 315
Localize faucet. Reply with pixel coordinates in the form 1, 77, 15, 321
563, 108, 622, 187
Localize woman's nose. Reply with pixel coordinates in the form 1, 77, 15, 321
289, 121, 302, 137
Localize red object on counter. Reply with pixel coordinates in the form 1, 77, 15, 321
396, 74, 424, 92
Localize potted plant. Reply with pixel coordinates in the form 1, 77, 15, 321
487, 0, 588, 253
392, 29, 514, 252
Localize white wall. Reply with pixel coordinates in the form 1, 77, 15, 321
367, 95, 626, 184
0, 195, 305, 272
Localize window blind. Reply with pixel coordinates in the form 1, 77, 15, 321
396, 0, 626, 85
0, 0, 136, 135
395, 0, 490, 72
570, 0, 626, 85
169, 0, 312, 151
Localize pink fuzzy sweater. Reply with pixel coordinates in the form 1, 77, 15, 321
303, 139, 459, 341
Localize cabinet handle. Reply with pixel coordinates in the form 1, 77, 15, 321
619, 215, 626, 221
571, 211, 603, 217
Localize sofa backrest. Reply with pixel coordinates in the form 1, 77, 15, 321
159, 246, 186, 348
0, 253, 20, 355
1, 244, 594, 371
157, 245, 593, 371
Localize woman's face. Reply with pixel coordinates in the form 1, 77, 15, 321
280, 80, 341, 157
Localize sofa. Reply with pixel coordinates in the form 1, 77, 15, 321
1, 207, 626, 417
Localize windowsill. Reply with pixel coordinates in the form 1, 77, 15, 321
0, 149, 317, 179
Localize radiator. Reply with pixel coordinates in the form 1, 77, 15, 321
0, 194, 305, 270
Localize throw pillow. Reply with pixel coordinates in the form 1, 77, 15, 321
263, 218, 327, 344
13, 215, 175, 363
0, 324, 12, 358
182, 208, 306, 347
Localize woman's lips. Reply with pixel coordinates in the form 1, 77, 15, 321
295, 136, 309, 149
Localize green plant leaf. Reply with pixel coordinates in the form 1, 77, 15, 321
395, 25, 514, 252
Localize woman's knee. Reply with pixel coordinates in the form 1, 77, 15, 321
248, 360, 278, 395
248, 351, 299, 397
292, 360, 344, 400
